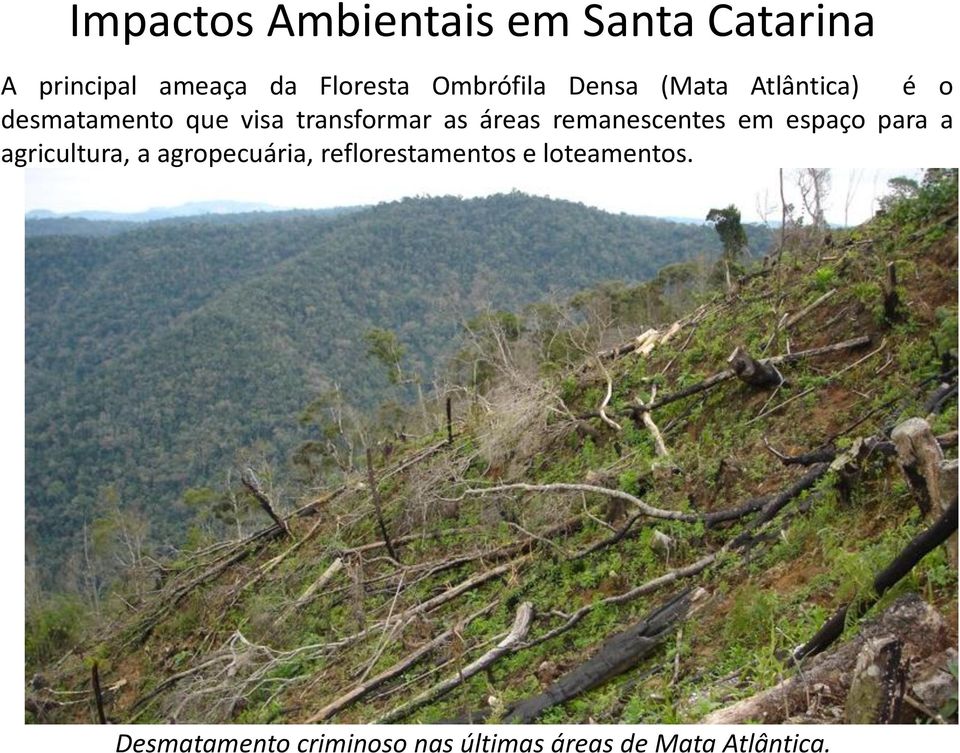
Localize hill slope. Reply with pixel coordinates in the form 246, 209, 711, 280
26, 174, 957, 724
27, 194, 768, 583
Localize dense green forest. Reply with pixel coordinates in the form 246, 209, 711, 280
26, 193, 770, 587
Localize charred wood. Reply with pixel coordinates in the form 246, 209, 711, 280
728, 346, 783, 389
792, 499, 958, 663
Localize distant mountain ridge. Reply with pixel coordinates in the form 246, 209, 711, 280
26, 200, 285, 223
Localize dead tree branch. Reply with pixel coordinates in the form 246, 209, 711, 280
242, 468, 290, 537
374, 602, 533, 723
597, 368, 623, 432
304, 602, 498, 723
638, 386, 670, 458
645, 336, 872, 411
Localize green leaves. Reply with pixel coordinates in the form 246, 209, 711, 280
364, 327, 407, 385
705, 204, 748, 260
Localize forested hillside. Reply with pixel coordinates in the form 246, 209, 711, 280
26, 171, 957, 725
27, 194, 768, 586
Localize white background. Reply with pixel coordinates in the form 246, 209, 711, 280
2, 0, 959, 748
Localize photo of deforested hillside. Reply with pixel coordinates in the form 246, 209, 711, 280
25, 170, 958, 724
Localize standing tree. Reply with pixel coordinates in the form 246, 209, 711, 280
706, 204, 747, 294
364, 327, 430, 431
796, 168, 831, 232
363, 328, 407, 385
294, 384, 368, 480
706, 205, 748, 259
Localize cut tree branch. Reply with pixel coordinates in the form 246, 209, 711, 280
645, 335, 871, 411
305, 602, 498, 723
373, 602, 533, 723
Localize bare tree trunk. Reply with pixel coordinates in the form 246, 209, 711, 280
366, 448, 400, 564
777, 168, 787, 297
374, 602, 533, 723
446, 395, 453, 445
844, 636, 906, 723
82, 521, 101, 618
792, 498, 957, 662
891, 418, 945, 517
883, 261, 903, 322
91, 661, 107, 724
241, 468, 289, 536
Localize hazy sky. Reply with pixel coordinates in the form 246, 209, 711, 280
25, 167, 920, 225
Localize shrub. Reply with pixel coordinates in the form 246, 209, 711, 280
26, 595, 87, 670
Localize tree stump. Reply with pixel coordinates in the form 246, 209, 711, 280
883, 261, 903, 322
938, 458, 958, 568
703, 594, 949, 724
891, 418, 944, 518
727, 346, 782, 388
844, 636, 906, 723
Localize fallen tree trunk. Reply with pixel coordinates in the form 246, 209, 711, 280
924, 380, 958, 415
572, 513, 643, 560
374, 602, 533, 723
273, 558, 344, 628
465, 464, 828, 530
128, 526, 285, 646
501, 589, 707, 723
380, 440, 448, 483
643, 368, 735, 411
783, 289, 837, 330
706, 463, 830, 530
764, 433, 957, 468
304, 601, 498, 723
645, 336, 871, 411
702, 593, 951, 724
444, 469, 831, 723
242, 468, 290, 537
338, 527, 486, 556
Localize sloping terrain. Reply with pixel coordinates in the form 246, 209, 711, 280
26, 179, 957, 725
27, 194, 761, 584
